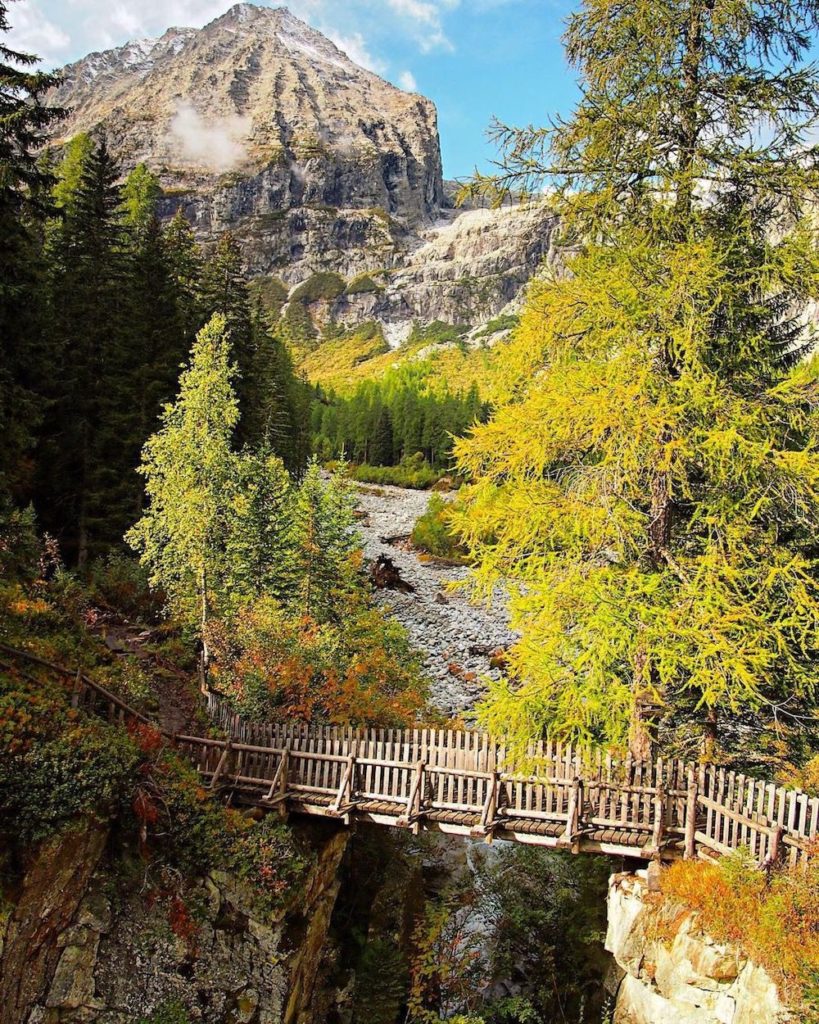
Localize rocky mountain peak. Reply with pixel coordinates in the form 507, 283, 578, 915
48, 3, 556, 329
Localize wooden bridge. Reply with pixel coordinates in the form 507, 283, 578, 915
2, 644, 817, 867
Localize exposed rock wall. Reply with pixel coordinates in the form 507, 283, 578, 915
47, 3, 558, 327
0, 820, 348, 1024
606, 871, 790, 1024
0, 822, 110, 1024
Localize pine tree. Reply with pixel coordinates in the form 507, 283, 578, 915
164, 209, 204, 348
200, 232, 254, 435
0, 0, 63, 498
127, 314, 240, 649
42, 136, 132, 566
225, 443, 295, 606
292, 459, 358, 621
454, 0, 819, 757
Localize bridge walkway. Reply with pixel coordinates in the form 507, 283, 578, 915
2, 644, 816, 866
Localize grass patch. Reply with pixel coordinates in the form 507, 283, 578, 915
411, 494, 470, 561
662, 851, 819, 1012
291, 272, 347, 304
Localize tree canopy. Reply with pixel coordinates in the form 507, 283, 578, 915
454, 0, 819, 759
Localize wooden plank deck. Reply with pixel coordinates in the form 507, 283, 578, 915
2, 644, 816, 866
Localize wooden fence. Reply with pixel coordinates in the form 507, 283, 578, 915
204, 692, 818, 865
2, 644, 816, 865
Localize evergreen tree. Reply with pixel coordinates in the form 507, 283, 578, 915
127, 314, 240, 651
454, 0, 819, 756
200, 232, 254, 434
242, 297, 309, 468
225, 443, 295, 606
120, 162, 160, 233
119, 164, 196, 510
164, 208, 204, 349
42, 136, 131, 566
0, 0, 63, 498
292, 459, 358, 621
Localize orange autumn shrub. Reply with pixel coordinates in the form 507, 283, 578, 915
206, 595, 427, 728
662, 851, 819, 1008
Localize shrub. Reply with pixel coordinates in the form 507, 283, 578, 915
290, 272, 346, 304
206, 593, 427, 728
663, 851, 819, 1009
411, 494, 468, 560
0, 667, 139, 840
472, 314, 520, 341
138, 1000, 191, 1024
281, 299, 317, 344
0, 501, 40, 580
249, 276, 289, 319
410, 320, 471, 347
89, 552, 164, 623
227, 815, 313, 915
349, 461, 443, 490
345, 273, 383, 296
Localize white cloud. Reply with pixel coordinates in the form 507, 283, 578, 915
324, 29, 386, 74
385, 0, 456, 52
7, 0, 463, 73
168, 100, 251, 171
398, 69, 417, 91
5, 2, 70, 63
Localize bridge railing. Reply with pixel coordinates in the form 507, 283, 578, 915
205, 691, 818, 864
1, 644, 815, 864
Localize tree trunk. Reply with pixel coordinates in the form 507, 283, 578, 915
630, 642, 657, 761
200, 565, 210, 683
701, 705, 718, 760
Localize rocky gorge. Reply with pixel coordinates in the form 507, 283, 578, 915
605, 873, 789, 1024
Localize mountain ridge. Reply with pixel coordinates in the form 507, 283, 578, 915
48, 2, 557, 332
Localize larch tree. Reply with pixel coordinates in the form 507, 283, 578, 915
127, 314, 240, 660
453, 0, 819, 759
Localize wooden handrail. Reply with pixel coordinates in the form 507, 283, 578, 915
3, 645, 816, 864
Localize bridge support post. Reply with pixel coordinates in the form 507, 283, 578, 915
560, 779, 582, 852
684, 768, 698, 859
71, 669, 83, 709
472, 770, 500, 842
762, 825, 784, 871
398, 761, 426, 834
331, 753, 357, 821
649, 781, 666, 857
210, 739, 234, 791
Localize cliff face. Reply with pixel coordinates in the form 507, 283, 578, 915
0, 820, 348, 1024
48, 3, 556, 328
605, 872, 790, 1024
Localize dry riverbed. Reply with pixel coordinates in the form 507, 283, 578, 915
354, 482, 516, 716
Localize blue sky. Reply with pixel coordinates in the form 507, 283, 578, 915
6, 0, 579, 179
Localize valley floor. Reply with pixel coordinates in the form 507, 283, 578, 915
354, 482, 516, 715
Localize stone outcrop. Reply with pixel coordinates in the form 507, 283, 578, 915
0, 820, 348, 1023
0, 822, 110, 1024
605, 872, 791, 1024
